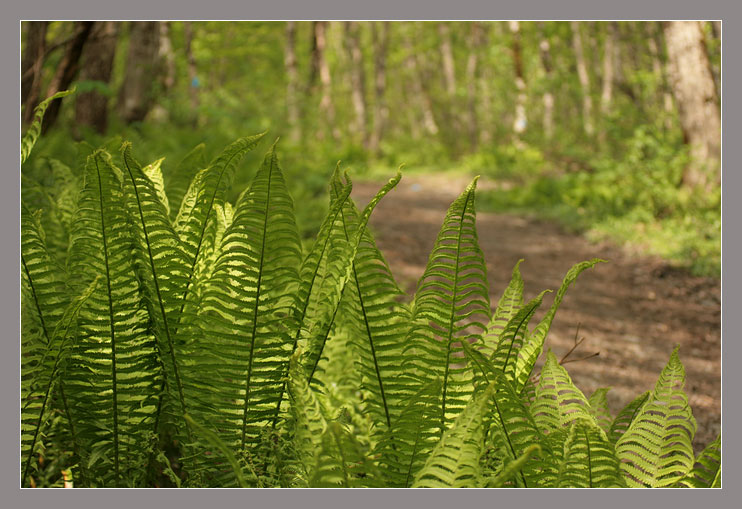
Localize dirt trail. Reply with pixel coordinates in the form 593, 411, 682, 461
353, 174, 721, 452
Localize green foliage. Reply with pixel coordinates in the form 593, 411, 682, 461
20, 105, 718, 487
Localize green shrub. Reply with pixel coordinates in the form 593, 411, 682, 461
21, 94, 719, 488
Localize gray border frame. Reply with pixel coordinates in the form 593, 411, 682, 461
5, 0, 737, 506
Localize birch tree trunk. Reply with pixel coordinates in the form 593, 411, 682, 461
571, 21, 594, 137
369, 21, 389, 156
285, 21, 301, 144
664, 21, 721, 191
314, 21, 339, 141
344, 21, 369, 149
646, 22, 674, 131
21, 21, 48, 123
598, 22, 617, 144
465, 22, 483, 150
75, 21, 119, 134
117, 21, 161, 124
509, 20, 527, 139
538, 22, 554, 141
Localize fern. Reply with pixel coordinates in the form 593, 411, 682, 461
675, 435, 721, 488
552, 421, 626, 487
615, 347, 697, 487
21, 88, 75, 164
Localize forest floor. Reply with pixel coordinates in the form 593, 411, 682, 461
353, 173, 721, 453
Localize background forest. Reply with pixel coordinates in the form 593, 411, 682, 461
21, 20, 720, 276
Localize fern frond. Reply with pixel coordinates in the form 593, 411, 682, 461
514, 259, 604, 391
608, 390, 650, 444
411, 383, 494, 487
141, 157, 170, 217
21, 277, 97, 487
615, 347, 697, 487
402, 177, 490, 434
165, 142, 206, 220
21, 88, 75, 164
480, 259, 525, 358
309, 422, 383, 488
64, 150, 161, 487
675, 435, 721, 488
588, 387, 613, 433
486, 445, 540, 488
531, 351, 597, 432
553, 421, 626, 487
190, 144, 302, 463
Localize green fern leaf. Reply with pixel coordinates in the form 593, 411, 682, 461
608, 390, 650, 444
166, 142, 207, 221
21, 88, 75, 164
615, 347, 697, 487
402, 177, 490, 434
552, 421, 626, 487
480, 259, 525, 358
64, 150, 162, 487
309, 422, 383, 488
531, 351, 597, 432
141, 157, 170, 217
486, 444, 540, 488
588, 387, 613, 432
675, 435, 721, 488
514, 259, 604, 391
412, 383, 495, 487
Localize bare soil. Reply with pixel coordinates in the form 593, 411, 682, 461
353, 174, 721, 453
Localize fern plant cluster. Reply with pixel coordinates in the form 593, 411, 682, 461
21, 95, 720, 488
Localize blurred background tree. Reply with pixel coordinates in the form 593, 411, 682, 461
20, 20, 721, 275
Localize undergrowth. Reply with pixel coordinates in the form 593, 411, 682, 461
21, 93, 720, 488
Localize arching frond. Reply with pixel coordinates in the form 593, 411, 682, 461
309, 422, 383, 488
553, 421, 626, 487
588, 387, 613, 432
21, 88, 75, 164
480, 259, 525, 358
608, 390, 650, 444
616, 347, 697, 487
675, 435, 720, 488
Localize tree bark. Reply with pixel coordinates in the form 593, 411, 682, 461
571, 21, 594, 137
284, 21, 301, 144
21, 21, 48, 122
183, 21, 200, 124
75, 21, 119, 134
117, 21, 161, 124
314, 21, 339, 141
646, 22, 675, 131
537, 22, 554, 141
41, 21, 94, 133
465, 22, 483, 150
344, 21, 369, 149
509, 20, 527, 138
438, 23, 457, 97
369, 21, 390, 157
600, 22, 617, 116
664, 21, 721, 191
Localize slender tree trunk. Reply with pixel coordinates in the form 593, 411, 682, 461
509, 20, 527, 138
465, 22, 483, 150
21, 21, 48, 123
664, 21, 721, 191
438, 23, 457, 97
538, 22, 554, 141
117, 21, 161, 124
598, 22, 617, 145
344, 21, 369, 149
285, 21, 301, 144
159, 22, 176, 91
183, 22, 200, 125
571, 21, 594, 137
314, 21, 339, 141
404, 32, 438, 136
646, 22, 674, 131
477, 23, 493, 146
75, 21, 119, 134
369, 21, 389, 157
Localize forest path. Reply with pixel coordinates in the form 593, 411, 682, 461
353, 173, 721, 453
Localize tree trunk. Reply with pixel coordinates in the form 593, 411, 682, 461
598, 22, 617, 145
509, 20, 527, 138
284, 21, 301, 144
403, 31, 438, 137
314, 21, 339, 141
664, 21, 721, 191
465, 22, 483, 150
438, 23, 457, 97
117, 21, 161, 124
646, 22, 675, 131
538, 22, 554, 141
476, 23, 493, 146
183, 21, 200, 124
42, 21, 94, 133
75, 21, 119, 134
21, 21, 48, 123
344, 21, 369, 149
571, 21, 594, 137
369, 21, 390, 157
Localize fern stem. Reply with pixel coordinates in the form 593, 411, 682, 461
584, 428, 593, 488
491, 390, 528, 487
95, 156, 121, 487
122, 156, 191, 443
